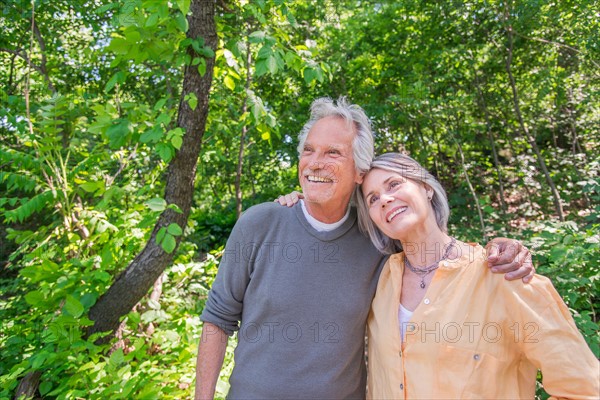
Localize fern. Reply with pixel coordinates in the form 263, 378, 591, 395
0, 171, 38, 193
0, 146, 42, 171
3, 190, 55, 223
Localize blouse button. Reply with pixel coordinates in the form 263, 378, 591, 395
424, 298, 430, 305
400, 383, 404, 390
474, 354, 481, 361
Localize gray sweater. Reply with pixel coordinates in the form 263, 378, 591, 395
201, 202, 384, 399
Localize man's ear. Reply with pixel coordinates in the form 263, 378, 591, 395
355, 170, 365, 184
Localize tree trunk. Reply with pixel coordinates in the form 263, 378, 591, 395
235, 34, 252, 219
86, 0, 217, 342
505, 126, 535, 212
473, 72, 507, 213
13, 371, 41, 400
565, 87, 586, 157
449, 117, 487, 242
504, 4, 564, 221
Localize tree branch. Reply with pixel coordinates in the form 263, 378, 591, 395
0, 47, 55, 93
513, 30, 600, 71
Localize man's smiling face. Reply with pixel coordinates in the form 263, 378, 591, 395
298, 116, 362, 222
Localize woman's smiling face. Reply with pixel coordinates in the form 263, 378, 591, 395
362, 168, 436, 241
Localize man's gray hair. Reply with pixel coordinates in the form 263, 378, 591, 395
297, 97, 374, 174
356, 153, 451, 255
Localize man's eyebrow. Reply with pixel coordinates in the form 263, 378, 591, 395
327, 143, 345, 150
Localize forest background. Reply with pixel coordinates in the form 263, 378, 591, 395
1, 0, 598, 399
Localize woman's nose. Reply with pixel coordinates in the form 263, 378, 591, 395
380, 193, 393, 207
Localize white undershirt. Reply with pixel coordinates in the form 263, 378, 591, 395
300, 200, 350, 232
398, 303, 414, 341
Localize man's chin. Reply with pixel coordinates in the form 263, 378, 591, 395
300, 197, 320, 207
301, 191, 327, 204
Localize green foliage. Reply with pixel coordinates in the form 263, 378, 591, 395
1, 0, 598, 398
527, 221, 600, 355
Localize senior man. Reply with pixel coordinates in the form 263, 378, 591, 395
195, 97, 531, 399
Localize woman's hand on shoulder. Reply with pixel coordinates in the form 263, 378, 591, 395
273, 191, 304, 207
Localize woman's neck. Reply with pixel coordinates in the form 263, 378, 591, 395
400, 230, 454, 267
399, 229, 455, 311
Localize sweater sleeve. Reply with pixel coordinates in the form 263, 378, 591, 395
508, 275, 600, 399
200, 212, 255, 336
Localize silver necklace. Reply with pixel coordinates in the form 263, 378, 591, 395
404, 238, 456, 289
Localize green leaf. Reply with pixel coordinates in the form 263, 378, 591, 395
186, 92, 198, 110
167, 223, 183, 236
303, 67, 317, 84
140, 127, 163, 143
156, 112, 171, 126
25, 290, 45, 306
39, 381, 52, 395
191, 37, 205, 52
107, 37, 129, 55
176, 0, 191, 14
145, 13, 159, 27
171, 135, 183, 149
156, 227, 167, 243
124, 29, 141, 44
197, 58, 207, 76
106, 120, 130, 149
224, 75, 236, 91
96, 3, 118, 14
257, 45, 273, 59
156, 143, 173, 162
167, 204, 184, 214
105, 71, 126, 93
109, 348, 125, 368
129, 311, 141, 325
255, 59, 268, 76
145, 198, 167, 212
154, 98, 167, 111
81, 293, 97, 309
267, 55, 278, 74
286, 11, 298, 26
64, 295, 84, 317
249, 30, 266, 43
199, 46, 215, 58
4, 190, 54, 223
79, 180, 105, 194
284, 51, 300, 70
161, 233, 177, 253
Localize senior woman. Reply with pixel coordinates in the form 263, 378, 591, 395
357, 152, 599, 399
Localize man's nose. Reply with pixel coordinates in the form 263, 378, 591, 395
308, 160, 325, 170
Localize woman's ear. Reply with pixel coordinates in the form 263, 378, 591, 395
424, 184, 434, 200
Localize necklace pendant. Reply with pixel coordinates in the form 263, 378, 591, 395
420, 281, 426, 289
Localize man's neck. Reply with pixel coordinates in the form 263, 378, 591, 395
302, 200, 349, 224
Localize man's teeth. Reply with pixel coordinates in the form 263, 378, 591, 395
307, 175, 333, 183
387, 207, 407, 222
